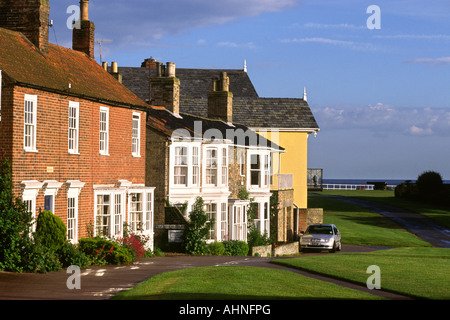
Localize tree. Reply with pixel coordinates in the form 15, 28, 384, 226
0, 160, 35, 272
416, 171, 444, 202
182, 197, 213, 255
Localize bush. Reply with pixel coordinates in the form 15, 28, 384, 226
417, 171, 445, 202
35, 210, 67, 252
121, 234, 146, 260
182, 197, 212, 255
223, 240, 249, 256
0, 160, 35, 272
78, 237, 133, 265
56, 242, 90, 268
208, 242, 225, 256
395, 181, 418, 200
21, 241, 62, 273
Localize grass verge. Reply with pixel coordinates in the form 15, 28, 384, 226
314, 190, 450, 229
111, 266, 384, 300
273, 247, 450, 299
308, 193, 432, 247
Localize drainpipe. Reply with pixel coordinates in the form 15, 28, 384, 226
294, 202, 299, 241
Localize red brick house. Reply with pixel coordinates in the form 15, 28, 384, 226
0, 1, 155, 247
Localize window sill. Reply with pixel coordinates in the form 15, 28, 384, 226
132, 154, 141, 158
24, 149, 38, 153
99, 153, 110, 156
68, 152, 80, 155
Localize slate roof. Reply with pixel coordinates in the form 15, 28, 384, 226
118, 64, 319, 131
0, 27, 148, 109
146, 107, 284, 151
118, 66, 258, 103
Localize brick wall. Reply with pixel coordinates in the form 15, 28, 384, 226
145, 128, 170, 225
2, 85, 147, 239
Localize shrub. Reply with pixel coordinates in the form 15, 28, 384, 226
395, 181, 418, 200
21, 241, 62, 273
0, 160, 35, 272
121, 234, 146, 260
35, 210, 67, 252
56, 242, 90, 268
208, 242, 225, 256
223, 240, 249, 256
182, 197, 212, 255
78, 237, 133, 265
417, 171, 444, 202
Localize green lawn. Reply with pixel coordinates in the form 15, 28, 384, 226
273, 247, 450, 300
112, 266, 383, 300
308, 192, 432, 247
314, 190, 450, 229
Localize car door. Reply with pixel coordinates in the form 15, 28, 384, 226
333, 226, 341, 245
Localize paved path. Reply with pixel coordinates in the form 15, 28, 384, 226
310, 193, 450, 248
0, 244, 411, 301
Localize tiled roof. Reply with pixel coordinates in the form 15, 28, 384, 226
146, 107, 284, 151
118, 66, 258, 103
180, 97, 319, 130
0, 27, 148, 109
118, 64, 319, 131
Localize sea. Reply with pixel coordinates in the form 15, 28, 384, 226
323, 179, 450, 187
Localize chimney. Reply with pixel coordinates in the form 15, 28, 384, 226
72, 0, 95, 59
0, 0, 50, 53
150, 62, 180, 114
109, 61, 122, 83
208, 72, 233, 123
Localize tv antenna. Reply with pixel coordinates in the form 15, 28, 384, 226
96, 39, 113, 64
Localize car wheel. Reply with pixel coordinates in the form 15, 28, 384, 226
329, 242, 337, 253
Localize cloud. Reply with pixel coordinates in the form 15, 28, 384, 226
406, 57, 450, 67
312, 103, 450, 137
217, 41, 256, 49
281, 37, 382, 52
303, 22, 365, 30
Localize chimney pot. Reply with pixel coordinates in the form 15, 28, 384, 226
102, 61, 108, 71
80, 0, 89, 20
166, 62, 176, 77
111, 61, 118, 74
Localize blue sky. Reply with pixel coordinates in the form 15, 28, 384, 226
49, 0, 450, 180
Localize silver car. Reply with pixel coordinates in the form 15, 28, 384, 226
299, 224, 342, 253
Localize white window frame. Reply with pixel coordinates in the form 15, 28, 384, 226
99, 107, 109, 155
174, 146, 188, 186
68, 101, 80, 154
21, 180, 44, 232
24, 94, 38, 152
221, 147, 228, 186
192, 146, 200, 186
205, 202, 217, 241
43, 180, 63, 213
220, 203, 228, 241
67, 181, 84, 244
249, 154, 261, 187
205, 147, 218, 186
132, 112, 141, 157
128, 189, 154, 235
95, 189, 125, 238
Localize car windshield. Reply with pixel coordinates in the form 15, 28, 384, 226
306, 226, 333, 235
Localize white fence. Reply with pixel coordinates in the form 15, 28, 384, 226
323, 184, 396, 190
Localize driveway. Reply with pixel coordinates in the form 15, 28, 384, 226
0, 244, 410, 301
310, 193, 450, 248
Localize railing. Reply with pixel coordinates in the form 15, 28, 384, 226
323, 184, 396, 190
273, 174, 293, 190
